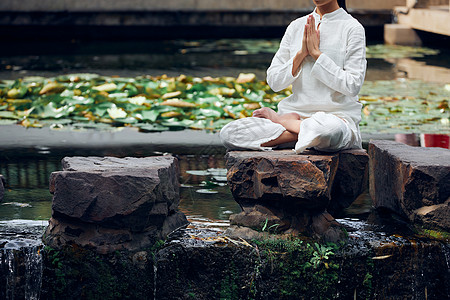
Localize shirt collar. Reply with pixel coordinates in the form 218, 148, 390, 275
312, 7, 345, 22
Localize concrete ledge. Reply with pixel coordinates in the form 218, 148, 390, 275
384, 23, 422, 46
0, 0, 405, 12
0, 0, 404, 33
396, 7, 450, 36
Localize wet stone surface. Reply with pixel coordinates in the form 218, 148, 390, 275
44, 156, 189, 253
0, 220, 47, 249
0, 220, 46, 300
369, 140, 450, 231
152, 216, 450, 300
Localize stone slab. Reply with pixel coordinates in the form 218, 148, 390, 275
44, 155, 189, 253
49, 156, 180, 231
0, 124, 395, 157
0, 0, 405, 12
396, 7, 450, 36
369, 140, 450, 231
384, 23, 422, 46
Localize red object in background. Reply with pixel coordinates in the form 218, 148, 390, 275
420, 134, 450, 149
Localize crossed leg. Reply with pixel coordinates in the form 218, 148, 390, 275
252, 107, 302, 147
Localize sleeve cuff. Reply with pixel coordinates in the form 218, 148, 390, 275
310, 53, 334, 81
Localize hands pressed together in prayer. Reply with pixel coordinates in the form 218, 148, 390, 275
292, 15, 322, 76
302, 15, 322, 60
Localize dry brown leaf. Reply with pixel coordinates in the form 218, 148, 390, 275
363, 106, 370, 116
39, 82, 66, 95
162, 91, 182, 99
161, 111, 182, 118
236, 73, 256, 84
243, 103, 261, 110
161, 99, 196, 108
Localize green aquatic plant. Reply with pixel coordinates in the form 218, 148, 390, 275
366, 44, 439, 59
0, 74, 448, 133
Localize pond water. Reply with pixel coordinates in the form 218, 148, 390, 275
0, 38, 449, 227
0, 38, 449, 299
0, 153, 242, 228
1, 39, 449, 82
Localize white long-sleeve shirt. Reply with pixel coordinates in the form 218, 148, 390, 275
267, 8, 366, 127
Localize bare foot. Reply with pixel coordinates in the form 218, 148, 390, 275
252, 107, 280, 123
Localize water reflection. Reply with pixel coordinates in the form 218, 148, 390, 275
0, 153, 241, 225
420, 133, 450, 149
1, 39, 449, 83
394, 133, 450, 149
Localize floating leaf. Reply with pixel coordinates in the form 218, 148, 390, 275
236, 73, 256, 84
137, 124, 170, 132
128, 96, 148, 105
161, 99, 196, 108
366, 44, 439, 59
107, 104, 127, 119
243, 103, 261, 110
39, 82, 66, 95
161, 111, 182, 118
113, 117, 137, 124
196, 189, 218, 194
93, 83, 117, 92
7, 87, 27, 99
162, 91, 182, 99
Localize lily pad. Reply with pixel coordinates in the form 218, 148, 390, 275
1, 72, 448, 134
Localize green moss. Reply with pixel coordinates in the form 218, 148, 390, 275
417, 228, 450, 241
219, 262, 240, 300
252, 237, 341, 299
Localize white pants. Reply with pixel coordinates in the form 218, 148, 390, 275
220, 112, 360, 153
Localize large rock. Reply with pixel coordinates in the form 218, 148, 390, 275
225, 149, 368, 239
0, 175, 4, 202
369, 140, 450, 231
44, 156, 188, 253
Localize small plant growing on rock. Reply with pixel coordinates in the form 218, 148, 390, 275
307, 242, 335, 269
261, 218, 280, 233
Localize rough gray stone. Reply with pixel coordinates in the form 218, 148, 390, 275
369, 140, 450, 231
50, 156, 180, 231
43, 210, 188, 254
44, 156, 188, 253
0, 175, 4, 202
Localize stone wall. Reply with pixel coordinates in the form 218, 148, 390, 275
40, 226, 450, 299
0, 0, 405, 38
0, 0, 405, 12
0, 175, 4, 202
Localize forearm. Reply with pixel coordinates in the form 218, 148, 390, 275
292, 51, 307, 77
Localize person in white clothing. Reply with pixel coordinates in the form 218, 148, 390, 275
220, 0, 367, 153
